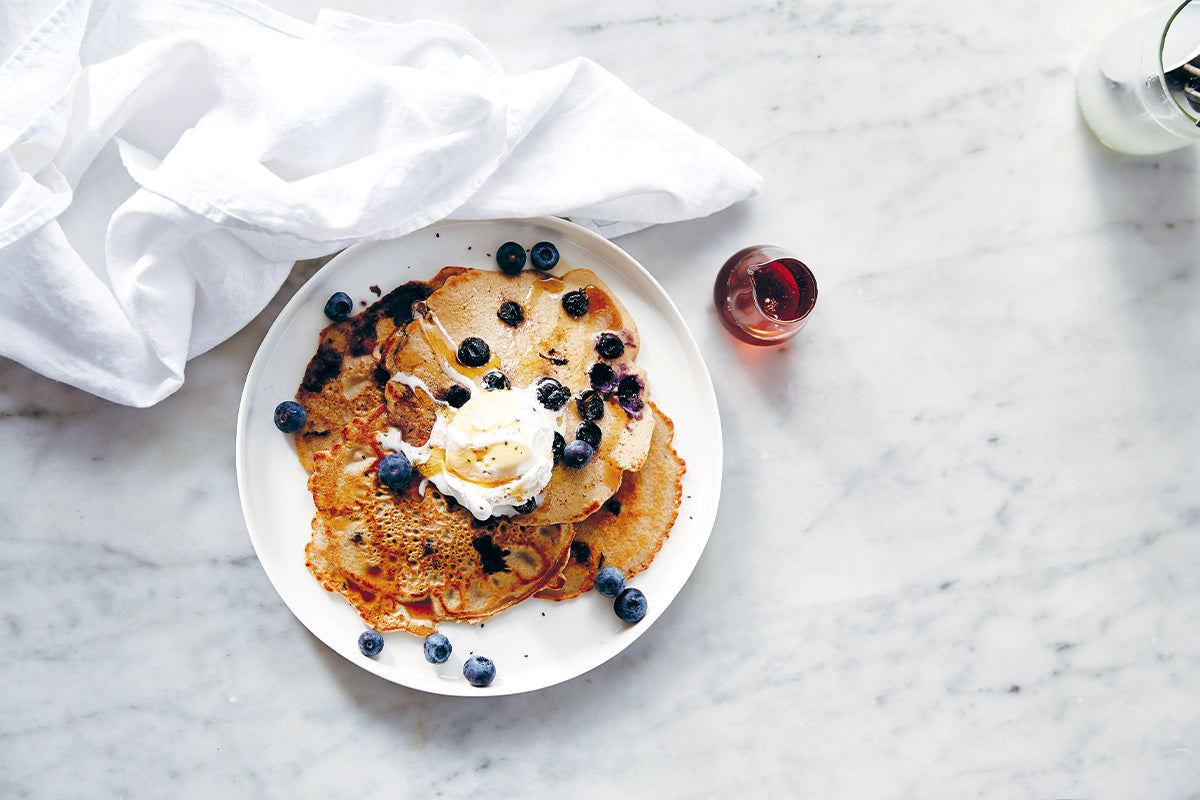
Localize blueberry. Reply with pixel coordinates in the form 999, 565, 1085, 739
358, 630, 384, 657
594, 566, 625, 598
463, 655, 496, 687
444, 385, 471, 408
616, 374, 643, 402
535, 378, 571, 411
482, 370, 511, 391
324, 291, 354, 321
497, 300, 525, 327
575, 421, 601, 449
616, 374, 644, 415
377, 452, 413, 490
614, 587, 647, 624
595, 332, 625, 360
589, 362, 615, 389
551, 432, 565, 464
496, 242, 526, 275
561, 289, 589, 318
457, 337, 490, 368
513, 496, 537, 514
576, 390, 604, 421
273, 400, 307, 433
530, 241, 559, 271
620, 394, 644, 417
561, 439, 593, 469
423, 632, 452, 664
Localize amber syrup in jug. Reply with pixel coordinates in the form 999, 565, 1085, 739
714, 246, 817, 345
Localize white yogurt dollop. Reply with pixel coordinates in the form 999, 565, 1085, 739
378, 385, 561, 520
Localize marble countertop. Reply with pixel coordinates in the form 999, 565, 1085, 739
4, 0, 1199, 797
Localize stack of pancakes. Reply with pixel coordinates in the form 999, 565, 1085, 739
291, 260, 685, 636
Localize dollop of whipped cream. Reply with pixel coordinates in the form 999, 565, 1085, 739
378, 385, 561, 520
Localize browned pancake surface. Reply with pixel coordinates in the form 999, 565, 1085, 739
536, 403, 685, 600
304, 411, 574, 635
293, 269, 465, 470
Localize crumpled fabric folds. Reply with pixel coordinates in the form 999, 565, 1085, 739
0, 0, 760, 406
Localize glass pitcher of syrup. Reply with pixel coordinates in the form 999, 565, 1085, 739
714, 245, 817, 345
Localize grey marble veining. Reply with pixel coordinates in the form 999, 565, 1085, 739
3, 0, 1200, 797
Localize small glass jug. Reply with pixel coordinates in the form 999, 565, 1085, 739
713, 245, 817, 345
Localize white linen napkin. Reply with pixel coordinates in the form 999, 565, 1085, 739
0, 0, 760, 407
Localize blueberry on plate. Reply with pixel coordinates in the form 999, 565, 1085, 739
616, 374, 645, 415
423, 632, 452, 664
529, 241, 559, 271
616, 374, 643, 401
497, 300, 525, 327
561, 289, 589, 318
513, 496, 538, 514
324, 291, 354, 321
377, 452, 413, 490
482, 370, 511, 391
561, 439, 593, 469
535, 378, 571, 411
358, 630, 385, 657
496, 242, 526, 275
551, 432, 566, 465
457, 337, 491, 368
575, 421, 601, 449
576, 390, 604, 421
595, 332, 625, 360
594, 566, 625, 598
614, 587, 647, 624
589, 362, 615, 389
444, 385, 471, 408
273, 400, 307, 433
463, 655, 496, 687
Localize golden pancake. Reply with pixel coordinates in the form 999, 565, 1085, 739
535, 403, 685, 600
303, 409, 574, 635
382, 266, 655, 524
293, 269, 465, 470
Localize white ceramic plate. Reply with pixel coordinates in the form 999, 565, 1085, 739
236, 217, 721, 695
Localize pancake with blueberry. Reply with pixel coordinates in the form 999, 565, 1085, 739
536, 402, 685, 600
289, 246, 680, 636
303, 407, 574, 635
380, 266, 656, 525
292, 268, 466, 471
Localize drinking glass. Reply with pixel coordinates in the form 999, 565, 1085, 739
1077, 0, 1200, 155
